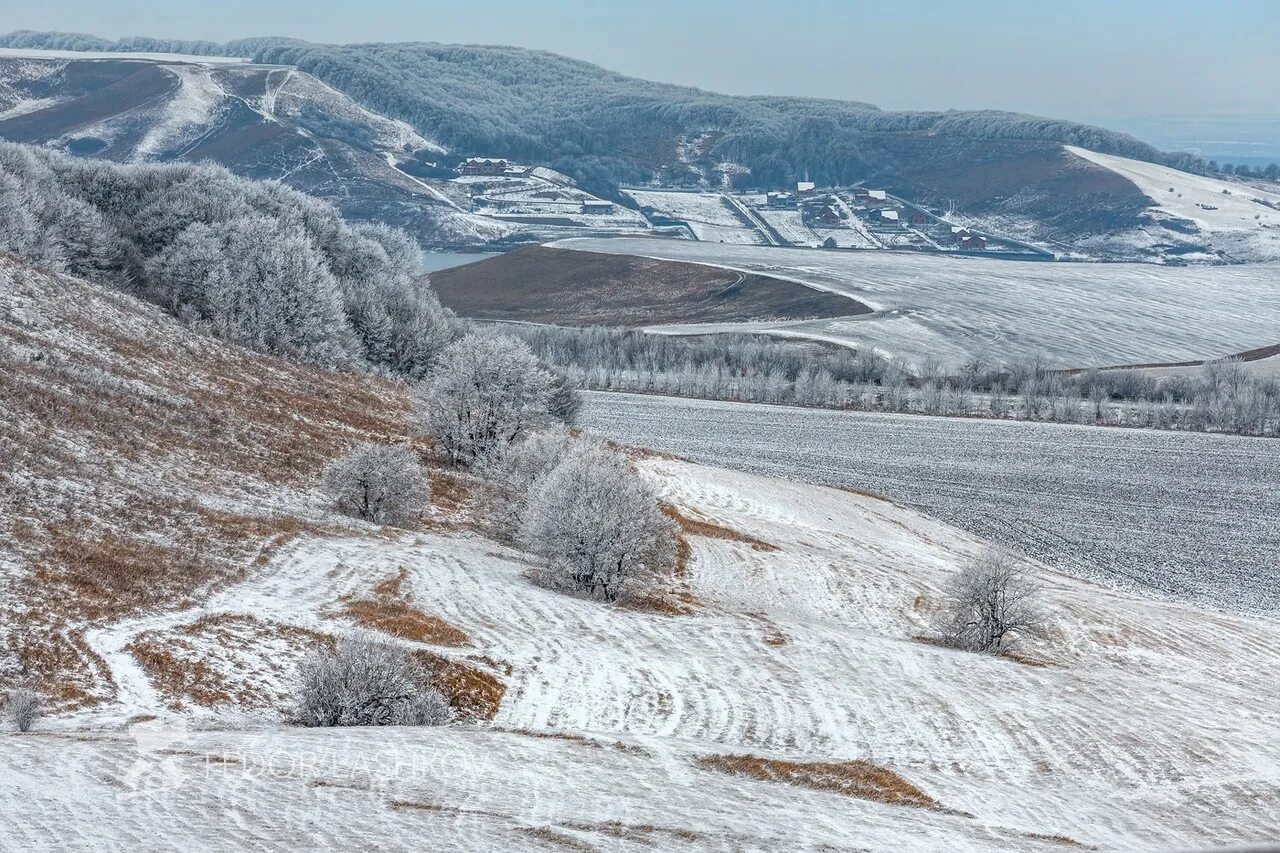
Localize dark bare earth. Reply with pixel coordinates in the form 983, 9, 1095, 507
428, 246, 870, 326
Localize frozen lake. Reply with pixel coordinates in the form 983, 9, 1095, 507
558, 238, 1280, 367
580, 392, 1280, 616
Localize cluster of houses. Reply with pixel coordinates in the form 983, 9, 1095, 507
455, 158, 616, 215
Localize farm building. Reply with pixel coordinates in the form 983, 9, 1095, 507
457, 157, 511, 176
812, 204, 844, 225
797, 181, 817, 196
766, 191, 796, 208
581, 200, 615, 214
951, 226, 971, 244
864, 189, 888, 207
961, 234, 988, 250
874, 209, 901, 224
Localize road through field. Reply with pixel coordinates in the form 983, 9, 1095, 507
580, 392, 1280, 616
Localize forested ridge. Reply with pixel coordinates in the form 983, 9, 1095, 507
0, 29, 1206, 194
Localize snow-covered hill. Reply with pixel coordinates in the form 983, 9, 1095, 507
2, 258, 1278, 851
0, 52, 512, 246
1067, 146, 1280, 262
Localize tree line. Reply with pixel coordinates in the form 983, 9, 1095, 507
501, 323, 1279, 437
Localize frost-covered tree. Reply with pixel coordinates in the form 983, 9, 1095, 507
321, 444, 430, 526
419, 333, 559, 466
146, 217, 354, 365
518, 444, 677, 601
296, 637, 451, 727
934, 548, 1045, 653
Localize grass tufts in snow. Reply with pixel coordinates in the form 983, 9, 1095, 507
660, 503, 778, 553
695, 753, 940, 810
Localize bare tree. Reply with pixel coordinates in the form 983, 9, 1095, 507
518, 444, 677, 601
296, 637, 451, 727
4, 686, 42, 732
419, 333, 558, 467
935, 549, 1046, 653
321, 443, 430, 526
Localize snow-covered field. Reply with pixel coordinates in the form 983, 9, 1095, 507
556, 237, 1280, 366
757, 208, 821, 246
1068, 146, 1280, 262
579, 392, 1280, 616
623, 190, 745, 228
6, 456, 1279, 851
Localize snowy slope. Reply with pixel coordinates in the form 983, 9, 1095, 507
3, 259, 1278, 851
1067, 145, 1280, 262
8, 459, 1280, 852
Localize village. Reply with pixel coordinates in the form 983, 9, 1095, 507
445, 156, 1051, 257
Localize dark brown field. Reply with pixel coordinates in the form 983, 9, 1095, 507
429, 246, 870, 326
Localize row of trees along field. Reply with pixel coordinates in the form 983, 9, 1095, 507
503, 324, 1280, 437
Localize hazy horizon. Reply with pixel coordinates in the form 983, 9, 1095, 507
4, 0, 1278, 123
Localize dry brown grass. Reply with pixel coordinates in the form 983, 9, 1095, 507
499, 727, 651, 756
427, 470, 476, 519
127, 614, 333, 709
913, 634, 1054, 667
340, 567, 470, 646
660, 504, 778, 553
561, 820, 704, 844
344, 598, 470, 646
695, 753, 940, 810
516, 826, 597, 852
123, 637, 234, 709
1023, 832, 1090, 848
621, 586, 701, 617
411, 650, 507, 721
834, 483, 896, 504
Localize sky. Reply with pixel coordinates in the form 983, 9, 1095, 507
4, 0, 1278, 119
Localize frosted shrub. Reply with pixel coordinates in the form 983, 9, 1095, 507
935, 548, 1046, 653
419, 334, 558, 467
518, 444, 677, 601
296, 637, 451, 727
321, 444, 430, 526
4, 686, 42, 733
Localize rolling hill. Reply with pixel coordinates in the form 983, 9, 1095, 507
0, 30, 1249, 256
2, 253, 1279, 850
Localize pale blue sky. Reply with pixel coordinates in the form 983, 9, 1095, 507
4, 0, 1277, 117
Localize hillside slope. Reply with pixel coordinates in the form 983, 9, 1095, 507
1068, 146, 1280, 262
0, 53, 504, 246
2, 257, 1278, 850
0, 31, 1223, 253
